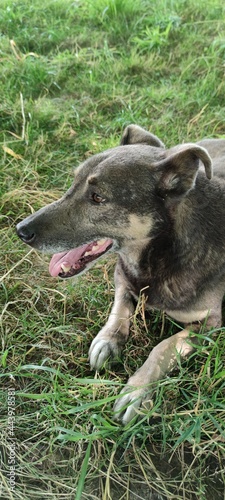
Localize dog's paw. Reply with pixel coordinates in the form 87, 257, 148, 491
113, 385, 152, 425
89, 336, 121, 371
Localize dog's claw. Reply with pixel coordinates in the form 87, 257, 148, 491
113, 385, 152, 425
89, 338, 120, 371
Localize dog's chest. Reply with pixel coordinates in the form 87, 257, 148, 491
119, 255, 197, 312
121, 266, 181, 310
131, 277, 184, 310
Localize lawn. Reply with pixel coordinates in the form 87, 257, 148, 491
0, 0, 225, 498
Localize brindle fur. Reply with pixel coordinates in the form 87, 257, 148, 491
16, 125, 225, 423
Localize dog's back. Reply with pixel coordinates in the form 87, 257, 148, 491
198, 138, 225, 179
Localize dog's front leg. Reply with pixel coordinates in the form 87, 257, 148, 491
89, 264, 134, 371
113, 327, 204, 425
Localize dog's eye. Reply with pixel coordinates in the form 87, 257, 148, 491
92, 193, 105, 204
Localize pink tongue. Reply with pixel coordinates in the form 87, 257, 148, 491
49, 239, 113, 277
49, 244, 89, 277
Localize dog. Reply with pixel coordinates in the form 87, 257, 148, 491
16, 124, 225, 424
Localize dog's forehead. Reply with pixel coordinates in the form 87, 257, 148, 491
98, 144, 164, 168
75, 144, 164, 181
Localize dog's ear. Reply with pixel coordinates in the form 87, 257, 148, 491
120, 124, 165, 148
156, 144, 212, 198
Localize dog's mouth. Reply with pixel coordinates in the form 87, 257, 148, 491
49, 238, 113, 278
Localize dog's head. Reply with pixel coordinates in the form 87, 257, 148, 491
16, 125, 212, 278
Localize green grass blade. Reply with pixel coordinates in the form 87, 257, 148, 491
75, 440, 92, 500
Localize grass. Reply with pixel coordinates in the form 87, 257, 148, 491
0, 0, 225, 498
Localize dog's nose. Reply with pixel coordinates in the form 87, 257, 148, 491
16, 221, 36, 244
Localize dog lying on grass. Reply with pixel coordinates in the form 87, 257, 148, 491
16, 124, 225, 424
